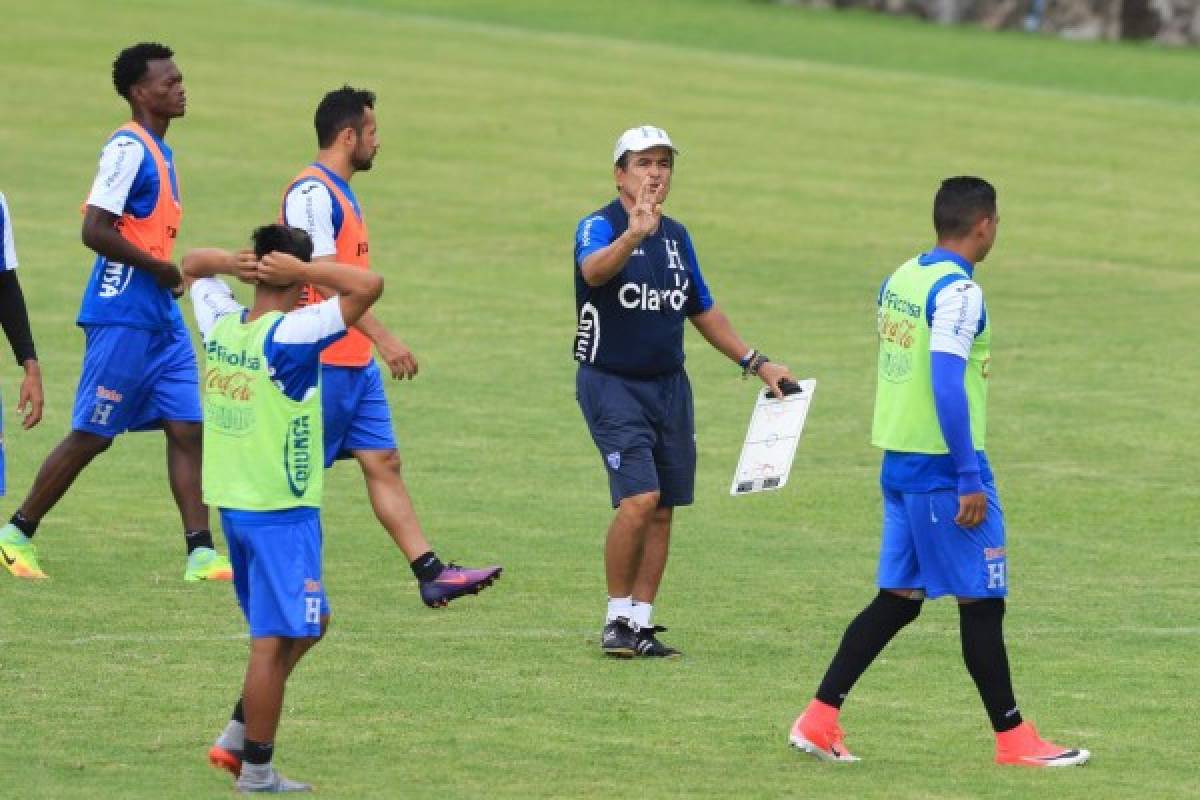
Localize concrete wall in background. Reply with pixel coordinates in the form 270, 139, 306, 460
775, 0, 1200, 44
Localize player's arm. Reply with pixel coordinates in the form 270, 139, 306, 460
689, 306, 794, 398
283, 184, 417, 378
310, 256, 417, 380
82, 139, 180, 290
81, 207, 180, 290
0, 272, 42, 430
928, 281, 986, 528
0, 194, 42, 429
578, 181, 662, 287
180, 248, 258, 287
258, 254, 382, 327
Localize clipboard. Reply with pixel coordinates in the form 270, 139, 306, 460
729, 378, 816, 496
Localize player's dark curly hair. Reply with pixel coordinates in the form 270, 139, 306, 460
252, 224, 314, 263
934, 176, 996, 238
314, 86, 376, 148
112, 42, 174, 100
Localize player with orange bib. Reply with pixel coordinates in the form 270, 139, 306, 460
0, 43, 231, 582
279, 87, 499, 607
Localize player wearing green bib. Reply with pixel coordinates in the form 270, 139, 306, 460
183, 225, 382, 792
789, 178, 1089, 768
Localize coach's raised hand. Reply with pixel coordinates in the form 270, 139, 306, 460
628, 178, 663, 240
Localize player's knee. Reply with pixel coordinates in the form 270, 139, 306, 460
164, 421, 202, 449
379, 450, 403, 474
877, 589, 923, 626
619, 490, 660, 522
67, 430, 113, 457
958, 597, 1004, 619
359, 449, 402, 478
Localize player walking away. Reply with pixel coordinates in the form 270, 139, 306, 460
280, 86, 500, 608
186, 225, 383, 792
788, 177, 1089, 767
0, 43, 232, 582
574, 126, 795, 658
0, 192, 45, 554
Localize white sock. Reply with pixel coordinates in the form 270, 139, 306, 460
239, 761, 273, 783
215, 719, 245, 751
630, 601, 653, 631
606, 596, 633, 623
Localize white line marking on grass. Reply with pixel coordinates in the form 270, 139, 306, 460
0, 624, 1190, 648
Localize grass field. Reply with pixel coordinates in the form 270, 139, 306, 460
2, 1, 1198, 797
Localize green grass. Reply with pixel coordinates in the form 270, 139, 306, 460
1, 1, 1197, 797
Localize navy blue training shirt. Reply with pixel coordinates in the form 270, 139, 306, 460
573, 198, 714, 378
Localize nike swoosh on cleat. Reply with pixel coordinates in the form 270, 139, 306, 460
0, 546, 17, 566
435, 574, 472, 586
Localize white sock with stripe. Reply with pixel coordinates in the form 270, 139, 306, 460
606, 596, 633, 624
630, 601, 653, 631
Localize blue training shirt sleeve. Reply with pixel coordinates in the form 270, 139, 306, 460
263, 317, 345, 403
931, 351, 983, 495
682, 230, 714, 315
575, 214, 613, 267
680, 227, 714, 315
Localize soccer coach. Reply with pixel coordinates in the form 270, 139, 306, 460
573, 126, 794, 658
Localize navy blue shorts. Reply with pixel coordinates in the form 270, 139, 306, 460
71, 325, 202, 437
221, 506, 329, 639
320, 362, 398, 467
876, 482, 1008, 599
576, 365, 695, 508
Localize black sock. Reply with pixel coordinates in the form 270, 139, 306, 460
815, 590, 923, 708
184, 529, 214, 555
959, 599, 1023, 733
410, 551, 444, 582
232, 698, 245, 724
243, 738, 274, 766
10, 511, 38, 539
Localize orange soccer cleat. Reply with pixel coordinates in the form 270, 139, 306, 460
995, 722, 1090, 767
788, 699, 860, 763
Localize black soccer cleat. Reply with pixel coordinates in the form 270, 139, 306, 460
634, 625, 682, 658
601, 617, 637, 658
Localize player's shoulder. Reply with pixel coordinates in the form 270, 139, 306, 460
943, 278, 984, 298
660, 213, 688, 237
286, 175, 333, 201
97, 132, 147, 177
104, 129, 147, 154
576, 206, 615, 244
579, 199, 618, 226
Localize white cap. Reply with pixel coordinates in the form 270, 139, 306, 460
612, 125, 678, 165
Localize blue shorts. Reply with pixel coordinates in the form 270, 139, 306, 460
576, 365, 696, 508
220, 507, 329, 639
71, 325, 202, 437
321, 362, 397, 467
877, 483, 1008, 599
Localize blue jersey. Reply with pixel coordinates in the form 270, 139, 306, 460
77, 128, 185, 332
573, 198, 714, 378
